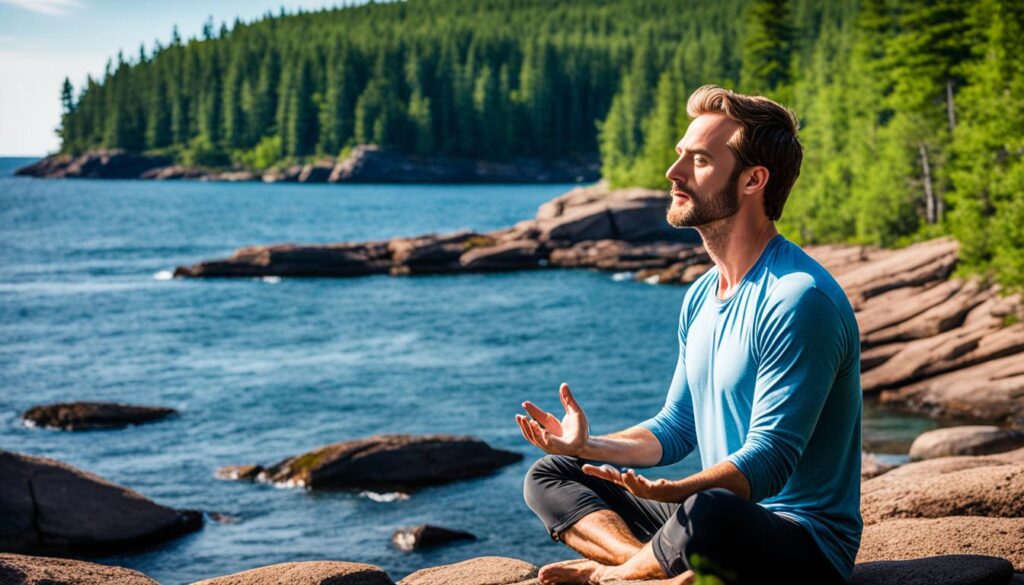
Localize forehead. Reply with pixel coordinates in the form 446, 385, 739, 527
676, 113, 742, 155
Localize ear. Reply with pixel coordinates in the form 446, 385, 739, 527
741, 165, 770, 196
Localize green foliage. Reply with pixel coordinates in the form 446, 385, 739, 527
180, 135, 230, 168
234, 135, 282, 171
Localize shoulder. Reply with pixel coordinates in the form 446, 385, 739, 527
680, 265, 718, 321
761, 238, 854, 321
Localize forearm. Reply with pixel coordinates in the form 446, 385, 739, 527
669, 460, 751, 502
579, 426, 663, 468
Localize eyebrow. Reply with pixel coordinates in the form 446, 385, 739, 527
675, 145, 714, 159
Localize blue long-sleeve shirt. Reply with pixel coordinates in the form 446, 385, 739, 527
639, 234, 863, 579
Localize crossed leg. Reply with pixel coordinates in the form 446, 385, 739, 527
524, 455, 844, 585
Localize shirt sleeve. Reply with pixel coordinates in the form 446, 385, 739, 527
638, 306, 698, 467
726, 279, 846, 502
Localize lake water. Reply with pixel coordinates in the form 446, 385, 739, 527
0, 158, 935, 583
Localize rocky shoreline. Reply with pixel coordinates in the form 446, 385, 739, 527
173, 182, 1024, 428
13, 146, 600, 184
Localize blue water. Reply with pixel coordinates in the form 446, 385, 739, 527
0, 158, 933, 583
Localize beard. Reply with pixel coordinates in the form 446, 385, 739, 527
666, 170, 741, 228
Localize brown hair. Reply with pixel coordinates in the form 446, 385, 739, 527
686, 85, 803, 221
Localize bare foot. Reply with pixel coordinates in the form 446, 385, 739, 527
538, 559, 608, 584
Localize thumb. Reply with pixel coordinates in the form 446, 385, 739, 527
561, 383, 582, 413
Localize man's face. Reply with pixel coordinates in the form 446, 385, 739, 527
665, 114, 744, 228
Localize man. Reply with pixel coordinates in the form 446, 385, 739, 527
515, 85, 862, 585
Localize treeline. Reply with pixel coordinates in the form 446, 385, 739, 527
600, 0, 1024, 291
56, 0, 746, 168
56, 0, 1024, 289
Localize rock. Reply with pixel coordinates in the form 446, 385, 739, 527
215, 465, 264, 481
193, 561, 394, 585
21, 402, 177, 431
860, 455, 1024, 525
297, 162, 334, 183
837, 238, 959, 303
863, 280, 993, 347
803, 243, 876, 277
0, 553, 158, 585
210, 170, 258, 182
850, 554, 1014, 585
536, 201, 615, 245
855, 280, 960, 337
861, 319, 1023, 393
550, 240, 704, 272
14, 150, 171, 179
859, 517, 1024, 572
459, 241, 543, 272
224, 434, 522, 490
328, 144, 598, 184
389, 232, 477, 275
862, 452, 898, 479
879, 353, 1024, 423
138, 165, 207, 180
909, 426, 1024, 461
174, 241, 392, 278
0, 450, 202, 554
391, 524, 476, 551
261, 165, 303, 183
398, 557, 537, 585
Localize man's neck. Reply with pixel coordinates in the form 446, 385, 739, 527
697, 216, 779, 300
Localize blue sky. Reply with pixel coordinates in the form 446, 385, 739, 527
0, 0, 355, 156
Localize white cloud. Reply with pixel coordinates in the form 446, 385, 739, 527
0, 0, 85, 16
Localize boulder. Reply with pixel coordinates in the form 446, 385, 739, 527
193, 561, 394, 585
860, 517, 1024, 572
909, 426, 1024, 461
297, 162, 334, 183
174, 241, 392, 278
14, 150, 170, 179
210, 170, 258, 182
220, 434, 522, 491
214, 465, 263, 481
862, 452, 898, 480
879, 353, 1024, 423
863, 280, 993, 347
860, 456, 1024, 525
398, 557, 538, 585
535, 202, 615, 245
389, 232, 477, 275
0, 450, 202, 554
459, 241, 544, 272
837, 239, 959, 303
0, 553, 158, 585
21, 402, 177, 431
854, 280, 959, 337
550, 240, 703, 272
138, 165, 207, 180
391, 524, 476, 552
850, 555, 1014, 585
803, 244, 876, 277
861, 319, 1022, 393
261, 165, 303, 183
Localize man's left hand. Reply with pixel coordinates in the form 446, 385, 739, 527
581, 464, 690, 503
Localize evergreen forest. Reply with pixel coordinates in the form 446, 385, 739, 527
55, 0, 1024, 290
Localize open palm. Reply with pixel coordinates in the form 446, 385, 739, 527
516, 383, 589, 456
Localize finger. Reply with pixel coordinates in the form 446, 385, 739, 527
582, 464, 623, 485
527, 419, 554, 449
516, 415, 541, 449
523, 401, 561, 431
560, 383, 582, 413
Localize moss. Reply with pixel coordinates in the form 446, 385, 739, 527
463, 235, 497, 251
290, 449, 327, 472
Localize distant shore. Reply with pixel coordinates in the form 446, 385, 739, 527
13, 145, 600, 185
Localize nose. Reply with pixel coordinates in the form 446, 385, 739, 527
665, 155, 687, 185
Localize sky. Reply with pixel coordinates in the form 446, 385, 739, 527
0, 0, 355, 156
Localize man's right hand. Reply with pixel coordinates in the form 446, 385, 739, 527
516, 383, 589, 457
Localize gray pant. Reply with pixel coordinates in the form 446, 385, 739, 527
523, 455, 845, 584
